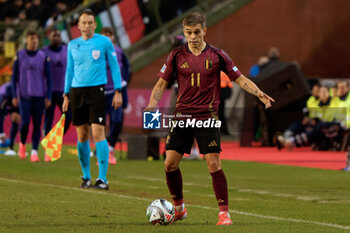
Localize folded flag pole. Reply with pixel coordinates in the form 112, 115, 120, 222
41, 113, 65, 161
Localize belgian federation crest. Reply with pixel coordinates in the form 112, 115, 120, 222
205, 59, 212, 69
92, 50, 100, 60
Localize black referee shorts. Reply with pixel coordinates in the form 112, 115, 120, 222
165, 126, 221, 155
70, 85, 106, 126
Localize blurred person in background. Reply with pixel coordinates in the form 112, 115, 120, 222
0, 51, 18, 156
267, 46, 280, 63
44, 1, 68, 28
249, 47, 279, 78
100, 27, 130, 165
275, 82, 320, 149
335, 81, 350, 172
42, 28, 72, 162
11, 31, 52, 162
249, 56, 269, 78
0, 82, 11, 152
0, 51, 12, 84
335, 81, 350, 130
278, 85, 346, 150
0, 82, 20, 156
5, 0, 25, 23
26, 0, 51, 27
336, 81, 350, 105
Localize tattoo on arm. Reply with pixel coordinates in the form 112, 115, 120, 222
243, 83, 258, 95
154, 89, 162, 102
147, 79, 168, 109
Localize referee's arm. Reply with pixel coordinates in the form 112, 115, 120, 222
63, 43, 74, 112
106, 40, 123, 109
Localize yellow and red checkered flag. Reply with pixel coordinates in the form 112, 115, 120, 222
41, 114, 65, 161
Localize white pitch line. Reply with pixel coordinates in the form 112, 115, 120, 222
296, 196, 321, 201
0, 177, 349, 230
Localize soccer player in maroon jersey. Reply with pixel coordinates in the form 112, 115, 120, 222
146, 12, 274, 225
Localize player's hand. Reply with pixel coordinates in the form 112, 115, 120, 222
12, 98, 18, 107
112, 91, 123, 110
45, 98, 51, 109
62, 95, 70, 113
258, 91, 275, 109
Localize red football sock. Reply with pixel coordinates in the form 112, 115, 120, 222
210, 169, 229, 212
165, 168, 183, 206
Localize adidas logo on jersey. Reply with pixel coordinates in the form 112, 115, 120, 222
181, 62, 189, 69
208, 140, 218, 147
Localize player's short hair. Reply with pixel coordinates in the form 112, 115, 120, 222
78, 9, 96, 22
182, 12, 206, 28
26, 30, 39, 38
319, 84, 329, 90
47, 27, 61, 35
51, 28, 61, 33
337, 80, 350, 88
100, 27, 113, 35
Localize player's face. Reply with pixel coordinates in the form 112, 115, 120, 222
319, 87, 329, 102
311, 85, 319, 97
78, 14, 97, 39
337, 82, 349, 97
183, 24, 207, 49
26, 35, 39, 51
49, 30, 61, 47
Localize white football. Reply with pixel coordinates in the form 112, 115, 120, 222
146, 199, 175, 225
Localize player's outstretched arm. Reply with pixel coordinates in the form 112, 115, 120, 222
235, 74, 275, 109
145, 78, 168, 111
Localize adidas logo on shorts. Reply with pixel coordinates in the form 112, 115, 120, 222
208, 140, 218, 147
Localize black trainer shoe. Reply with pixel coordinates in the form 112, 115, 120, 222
93, 179, 109, 190
80, 177, 92, 189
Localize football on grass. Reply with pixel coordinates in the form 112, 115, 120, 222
146, 199, 175, 225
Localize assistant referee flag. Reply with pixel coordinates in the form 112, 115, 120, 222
41, 114, 65, 161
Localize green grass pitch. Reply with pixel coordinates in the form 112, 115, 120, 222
0, 144, 349, 233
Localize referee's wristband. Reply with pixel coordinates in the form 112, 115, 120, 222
63, 93, 70, 98
115, 88, 122, 93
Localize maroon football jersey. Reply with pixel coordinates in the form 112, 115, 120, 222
158, 43, 241, 119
